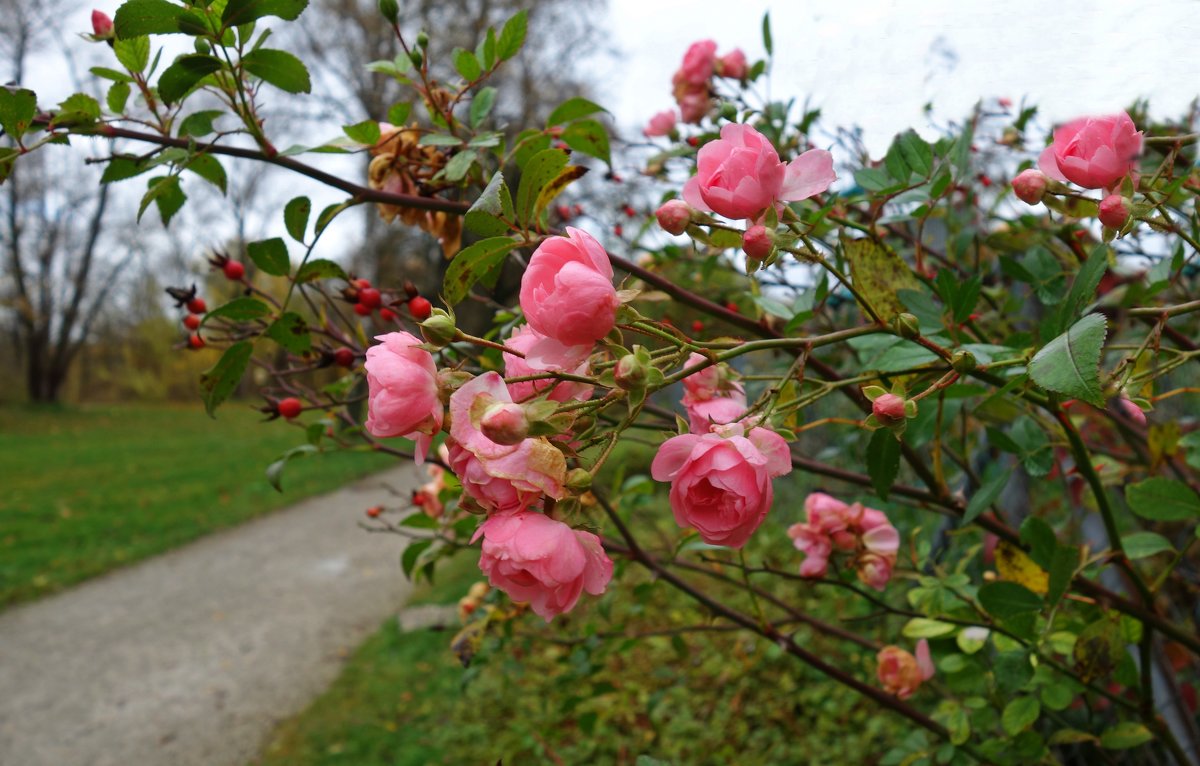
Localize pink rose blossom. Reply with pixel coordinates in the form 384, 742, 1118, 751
1038, 112, 1142, 191
676, 89, 711, 124
519, 227, 619, 354
686, 396, 748, 434
473, 511, 613, 621
479, 401, 529, 446
651, 425, 792, 547
1098, 194, 1131, 229
447, 440, 543, 515
503, 324, 592, 404
680, 353, 747, 432
643, 109, 677, 138
364, 331, 443, 463
1012, 169, 1048, 205
788, 493, 900, 589
683, 123, 836, 221
656, 199, 693, 235
675, 40, 717, 86
716, 49, 748, 80
877, 640, 934, 699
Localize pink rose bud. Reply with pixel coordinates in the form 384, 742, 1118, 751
643, 109, 677, 138
742, 224, 773, 260
876, 645, 926, 699
872, 393, 907, 426
1098, 194, 1131, 229
675, 40, 718, 86
91, 10, 113, 37
655, 199, 692, 235
479, 401, 529, 446
1038, 112, 1142, 190
364, 331, 444, 463
1011, 169, 1048, 205
1117, 396, 1147, 427
614, 353, 649, 390
717, 49, 748, 80
519, 227, 619, 352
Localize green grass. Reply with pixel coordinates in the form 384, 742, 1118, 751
0, 403, 394, 608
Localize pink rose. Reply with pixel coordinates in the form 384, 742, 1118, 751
1038, 112, 1142, 190
877, 640, 934, 699
447, 440, 545, 514
643, 109, 677, 138
675, 40, 717, 86
503, 324, 592, 404
676, 89, 711, 125
789, 493, 900, 588
683, 123, 836, 221
716, 49, 747, 80
651, 425, 792, 547
681, 353, 747, 432
364, 331, 443, 463
519, 227, 619, 353
473, 511, 613, 621
686, 395, 748, 434
742, 224, 772, 260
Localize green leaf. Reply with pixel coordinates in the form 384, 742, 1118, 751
50, 93, 101, 127
295, 258, 346, 283
1001, 697, 1040, 736
91, 66, 135, 83
1121, 531, 1174, 559
1028, 313, 1107, 407
113, 0, 185, 38
199, 340, 253, 416
401, 539, 433, 579
963, 466, 1011, 524
157, 54, 222, 103
533, 164, 588, 224
1045, 544, 1078, 610
902, 618, 956, 638
184, 154, 227, 193
342, 119, 380, 145
139, 175, 186, 225
442, 237, 519, 305
107, 82, 132, 113
994, 651, 1034, 695
1055, 245, 1109, 335
1125, 477, 1200, 521
266, 444, 318, 492
265, 311, 311, 354
314, 199, 352, 235
844, 237, 922, 322
516, 148, 568, 226
205, 296, 271, 322
222, 0, 308, 26
442, 150, 476, 183
546, 97, 607, 127
561, 118, 611, 166
101, 156, 149, 184
761, 11, 773, 55
284, 196, 310, 242
866, 428, 901, 501
178, 109, 224, 138
0, 88, 37, 140
452, 48, 482, 81
386, 102, 411, 126
895, 129, 933, 177
464, 171, 513, 237
1099, 722, 1154, 750
113, 37, 152, 75
241, 49, 311, 93
496, 10, 528, 60
469, 86, 496, 129
247, 237, 290, 276
978, 581, 1042, 620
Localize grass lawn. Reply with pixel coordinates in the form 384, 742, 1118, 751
0, 402, 395, 608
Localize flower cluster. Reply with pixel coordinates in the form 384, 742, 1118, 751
642, 39, 748, 133
787, 492, 900, 590
680, 352, 747, 433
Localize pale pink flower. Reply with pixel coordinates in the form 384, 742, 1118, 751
644, 109, 677, 138
656, 200, 693, 235
519, 227, 619, 354
364, 331, 443, 463
1038, 112, 1142, 190
674, 40, 717, 86
473, 511, 613, 621
676, 89, 711, 124
503, 324, 592, 404
683, 123, 835, 221
680, 352, 747, 433
877, 640, 934, 699
716, 49, 748, 80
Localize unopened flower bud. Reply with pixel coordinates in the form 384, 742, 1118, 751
893, 312, 921, 340
614, 353, 649, 390
436, 368, 473, 405
377, 0, 400, 23
420, 309, 458, 347
91, 10, 113, 38
872, 393, 907, 426
656, 199, 692, 236
1011, 169, 1048, 205
565, 468, 593, 492
719, 102, 738, 122
1117, 395, 1147, 427
416, 31, 429, 48
1098, 194, 1131, 230
951, 349, 977, 373
480, 402, 529, 446
742, 224, 773, 260
409, 49, 424, 68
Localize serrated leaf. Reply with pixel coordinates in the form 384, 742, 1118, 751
284, 196, 310, 242
139, 175, 186, 225
247, 237, 290, 276
101, 156, 149, 184
265, 311, 311, 353
1001, 696, 1040, 736
1125, 477, 1200, 521
995, 541, 1048, 595
113, 0, 185, 38
561, 118, 611, 166
978, 581, 1042, 620
1028, 313, 1107, 407
342, 119, 380, 145
844, 237, 922, 322
49, 93, 101, 128
241, 48, 311, 93
386, 102, 411, 126
443, 150, 476, 183
91, 66, 134, 83
107, 82, 132, 113
963, 466, 1011, 524
1055, 245, 1109, 335
315, 199, 352, 235
469, 86, 496, 129
199, 340, 253, 416
452, 48, 482, 81
0, 88, 37, 140
896, 129, 933, 178
1100, 722, 1153, 750
546, 97, 607, 127
1121, 531, 1174, 559
516, 148, 568, 226
295, 258, 346, 282
183, 153, 227, 193
533, 164, 588, 224
178, 109, 223, 138
866, 427, 900, 501
442, 236, 519, 305
464, 171, 513, 236
222, 0, 308, 26
157, 54, 222, 103
205, 296, 271, 322
496, 10, 527, 60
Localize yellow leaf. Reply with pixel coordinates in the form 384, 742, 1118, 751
843, 237, 921, 322
995, 540, 1049, 595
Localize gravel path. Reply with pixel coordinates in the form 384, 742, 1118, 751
0, 464, 420, 766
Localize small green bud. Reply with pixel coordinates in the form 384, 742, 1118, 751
378, 0, 400, 23
409, 49, 424, 68
719, 102, 737, 122
951, 349, 977, 373
416, 31, 429, 49
565, 468, 593, 492
893, 312, 921, 340
420, 309, 458, 348
435, 368, 472, 405
193, 38, 211, 55
614, 353, 649, 390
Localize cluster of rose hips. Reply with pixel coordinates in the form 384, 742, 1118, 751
343, 277, 432, 322
208, 251, 246, 282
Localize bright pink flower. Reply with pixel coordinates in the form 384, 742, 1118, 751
675, 40, 717, 86
877, 640, 934, 699
1038, 112, 1142, 190
717, 49, 748, 80
519, 227, 618, 352
686, 395, 748, 434
656, 199, 693, 235
644, 109, 677, 138
447, 440, 543, 515
503, 324, 592, 404
364, 331, 443, 463
1012, 169, 1048, 204
680, 352, 747, 433
683, 123, 835, 221
872, 393, 907, 426
651, 425, 791, 547
1098, 194, 1131, 229
789, 493, 900, 589
91, 10, 113, 37
473, 511, 613, 621
742, 224, 773, 260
